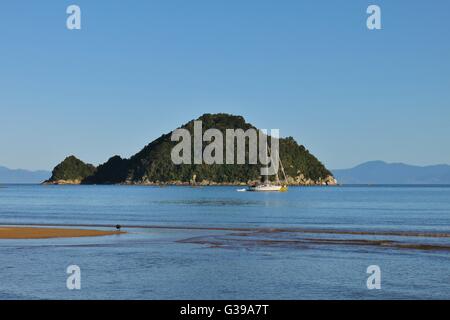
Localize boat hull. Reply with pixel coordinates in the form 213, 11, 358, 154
248, 185, 288, 192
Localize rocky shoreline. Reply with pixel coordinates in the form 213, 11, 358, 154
44, 175, 338, 186
43, 179, 82, 185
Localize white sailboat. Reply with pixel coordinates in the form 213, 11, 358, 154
247, 147, 288, 192
248, 183, 286, 192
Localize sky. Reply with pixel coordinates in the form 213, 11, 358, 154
0, 0, 449, 171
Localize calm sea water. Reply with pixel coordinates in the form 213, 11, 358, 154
0, 184, 449, 299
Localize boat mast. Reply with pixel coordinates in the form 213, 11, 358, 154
278, 153, 288, 185
267, 143, 284, 185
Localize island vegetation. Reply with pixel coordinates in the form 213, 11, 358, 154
45, 114, 336, 186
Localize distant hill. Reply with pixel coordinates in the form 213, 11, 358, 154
45, 113, 336, 186
332, 161, 450, 184
45, 156, 96, 184
0, 166, 50, 184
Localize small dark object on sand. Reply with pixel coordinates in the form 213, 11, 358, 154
115, 224, 122, 231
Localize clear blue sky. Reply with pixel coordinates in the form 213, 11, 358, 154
1, 0, 449, 171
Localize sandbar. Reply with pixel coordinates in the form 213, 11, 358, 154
0, 226, 124, 239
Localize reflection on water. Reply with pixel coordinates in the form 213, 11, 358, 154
155, 198, 262, 206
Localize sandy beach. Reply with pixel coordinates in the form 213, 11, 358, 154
0, 226, 124, 239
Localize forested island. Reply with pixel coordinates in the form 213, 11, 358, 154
44, 114, 336, 186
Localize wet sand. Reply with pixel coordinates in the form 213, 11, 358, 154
177, 228, 450, 252
2, 223, 450, 238
1, 223, 449, 251
0, 226, 124, 239
178, 234, 450, 251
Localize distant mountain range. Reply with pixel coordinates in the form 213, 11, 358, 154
332, 161, 450, 185
0, 166, 50, 184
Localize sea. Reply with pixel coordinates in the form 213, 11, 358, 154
0, 184, 449, 300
